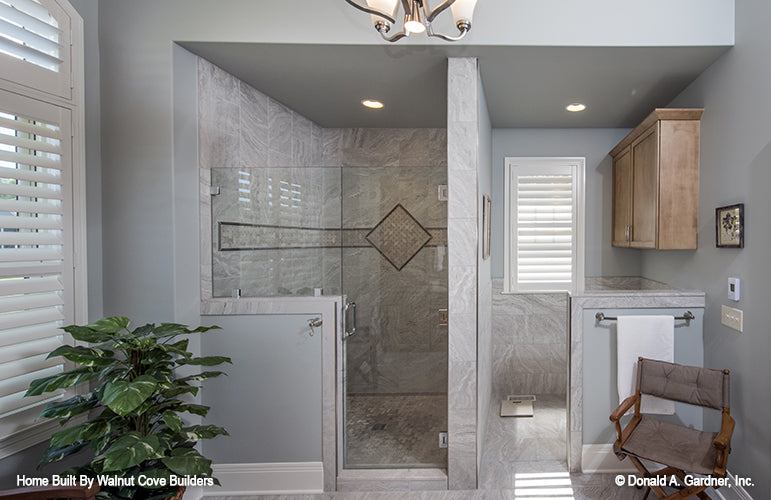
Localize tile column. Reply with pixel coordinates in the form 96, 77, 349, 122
447, 57, 479, 490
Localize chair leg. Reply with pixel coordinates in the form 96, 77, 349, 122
628, 456, 669, 499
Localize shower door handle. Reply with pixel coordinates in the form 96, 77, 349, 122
344, 301, 357, 338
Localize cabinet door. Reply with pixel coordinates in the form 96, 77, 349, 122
631, 124, 659, 248
612, 147, 632, 247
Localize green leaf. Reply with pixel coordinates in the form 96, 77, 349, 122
48, 345, 115, 366
87, 317, 130, 334
131, 323, 154, 338
161, 447, 212, 476
50, 424, 86, 448
151, 323, 188, 338
80, 418, 115, 441
63, 325, 113, 343
175, 403, 210, 417
175, 424, 228, 441
178, 356, 232, 367
161, 385, 198, 399
40, 441, 88, 465
162, 411, 183, 432
100, 375, 158, 416
39, 393, 98, 420
177, 371, 226, 383
159, 338, 190, 358
26, 367, 99, 396
140, 349, 172, 366
101, 432, 164, 472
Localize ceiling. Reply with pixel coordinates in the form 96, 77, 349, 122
180, 42, 729, 129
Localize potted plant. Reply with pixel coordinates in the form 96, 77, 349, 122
25, 317, 231, 499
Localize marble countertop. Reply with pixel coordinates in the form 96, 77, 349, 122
575, 276, 705, 298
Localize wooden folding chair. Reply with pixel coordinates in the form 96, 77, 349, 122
610, 357, 735, 500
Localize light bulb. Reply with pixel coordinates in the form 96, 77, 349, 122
566, 103, 586, 112
361, 99, 384, 109
404, 19, 426, 33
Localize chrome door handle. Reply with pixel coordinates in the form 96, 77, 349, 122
344, 301, 356, 338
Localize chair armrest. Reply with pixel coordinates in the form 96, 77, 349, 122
610, 395, 639, 422
0, 485, 99, 500
713, 412, 735, 451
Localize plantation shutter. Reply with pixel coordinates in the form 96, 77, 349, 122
507, 160, 582, 293
0, 0, 71, 99
0, 88, 73, 422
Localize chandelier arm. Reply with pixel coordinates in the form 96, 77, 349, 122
379, 29, 409, 42
422, 0, 457, 23
426, 23, 469, 41
344, 0, 397, 24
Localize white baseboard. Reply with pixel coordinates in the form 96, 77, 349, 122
711, 471, 754, 500
203, 462, 324, 496
582, 445, 753, 500
582, 444, 636, 473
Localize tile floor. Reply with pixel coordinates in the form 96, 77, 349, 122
203, 394, 656, 499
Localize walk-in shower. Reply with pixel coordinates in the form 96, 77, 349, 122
209, 135, 448, 469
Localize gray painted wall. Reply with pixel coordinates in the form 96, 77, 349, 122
200, 314, 323, 463
490, 129, 638, 280
582, 308, 705, 445
639, 0, 771, 495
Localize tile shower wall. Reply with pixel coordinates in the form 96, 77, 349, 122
341, 166, 448, 395
210, 167, 342, 297
199, 57, 448, 395
492, 279, 568, 397
199, 58, 332, 298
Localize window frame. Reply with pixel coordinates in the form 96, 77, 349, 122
0, 0, 85, 460
503, 157, 585, 294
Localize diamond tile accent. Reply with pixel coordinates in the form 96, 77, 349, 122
366, 204, 432, 271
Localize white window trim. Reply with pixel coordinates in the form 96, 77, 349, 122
0, 0, 86, 459
504, 157, 585, 294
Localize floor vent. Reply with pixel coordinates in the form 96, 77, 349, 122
500, 394, 536, 417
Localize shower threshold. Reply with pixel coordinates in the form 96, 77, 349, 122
337, 468, 447, 491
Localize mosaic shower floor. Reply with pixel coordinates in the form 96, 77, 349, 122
345, 393, 447, 468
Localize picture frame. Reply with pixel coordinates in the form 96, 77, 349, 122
716, 203, 744, 248
482, 194, 491, 260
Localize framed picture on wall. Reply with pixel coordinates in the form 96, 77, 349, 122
716, 203, 744, 248
483, 194, 491, 260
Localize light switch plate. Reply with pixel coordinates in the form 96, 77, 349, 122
727, 277, 740, 301
721, 305, 743, 332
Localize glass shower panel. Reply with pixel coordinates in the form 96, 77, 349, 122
210, 167, 341, 297
341, 166, 448, 469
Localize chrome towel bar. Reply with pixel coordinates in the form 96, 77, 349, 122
595, 311, 695, 322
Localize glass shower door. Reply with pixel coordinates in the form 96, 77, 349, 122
341, 166, 448, 469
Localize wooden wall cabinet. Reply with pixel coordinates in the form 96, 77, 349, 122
610, 108, 703, 249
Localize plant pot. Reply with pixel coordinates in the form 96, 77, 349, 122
167, 486, 185, 500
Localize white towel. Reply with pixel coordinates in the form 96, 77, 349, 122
617, 315, 675, 415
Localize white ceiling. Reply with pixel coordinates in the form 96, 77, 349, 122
180, 42, 729, 129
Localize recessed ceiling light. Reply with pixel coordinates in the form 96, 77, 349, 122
566, 103, 586, 112
361, 99, 384, 109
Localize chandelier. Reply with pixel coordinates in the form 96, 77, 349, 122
345, 0, 479, 42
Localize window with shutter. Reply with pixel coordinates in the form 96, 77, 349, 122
504, 158, 585, 293
0, 89, 75, 446
0, 0, 72, 99
0, 0, 82, 458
